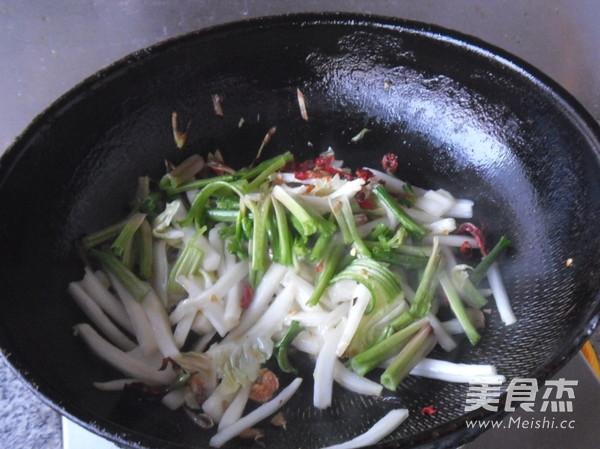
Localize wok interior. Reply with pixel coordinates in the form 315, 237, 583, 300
1, 15, 600, 449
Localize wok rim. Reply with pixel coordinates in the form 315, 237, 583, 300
1, 11, 599, 449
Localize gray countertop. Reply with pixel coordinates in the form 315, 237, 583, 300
1, 1, 599, 448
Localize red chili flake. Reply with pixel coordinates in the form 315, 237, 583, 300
355, 168, 374, 183
460, 241, 474, 259
315, 154, 335, 167
355, 190, 375, 210
421, 405, 437, 416
294, 170, 312, 180
321, 165, 354, 180
316, 262, 324, 273
241, 281, 254, 309
382, 153, 399, 173
455, 222, 487, 256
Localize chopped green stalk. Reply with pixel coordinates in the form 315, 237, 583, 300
399, 182, 418, 208
111, 213, 147, 257
306, 243, 345, 306
236, 201, 250, 243
120, 233, 136, 270
137, 220, 153, 280
249, 196, 271, 287
167, 231, 206, 296
132, 176, 163, 218
380, 324, 436, 391
451, 265, 487, 308
215, 195, 242, 210
308, 231, 333, 263
219, 224, 247, 260
373, 184, 428, 239
288, 214, 305, 236
469, 235, 511, 286
138, 192, 164, 219
241, 151, 293, 179
272, 198, 293, 266
407, 237, 442, 318
206, 209, 240, 222
350, 318, 427, 376
331, 198, 352, 242
385, 227, 409, 249
313, 210, 337, 235
267, 207, 281, 264
365, 240, 432, 257
272, 186, 319, 236
134, 176, 151, 204
159, 154, 205, 190
330, 196, 371, 257
81, 218, 129, 250
245, 152, 294, 192
366, 222, 393, 241
439, 271, 481, 345
371, 248, 429, 270
165, 174, 236, 195
91, 249, 150, 302
293, 234, 310, 260
390, 311, 415, 332
394, 244, 432, 257
241, 215, 253, 240
275, 320, 303, 374
369, 324, 396, 347
183, 180, 247, 228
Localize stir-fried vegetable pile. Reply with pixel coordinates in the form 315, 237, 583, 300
70, 149, 514, 448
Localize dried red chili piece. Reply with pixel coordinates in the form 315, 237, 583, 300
382, 153, 399, 173
455, 222, 487, 256
315, 154, 335, 167
321, 165, 354, 180
355, 168, 374, 182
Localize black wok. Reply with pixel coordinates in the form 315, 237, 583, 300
1, 13, 599, 449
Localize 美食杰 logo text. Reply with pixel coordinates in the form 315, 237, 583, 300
464, 377, 578, 430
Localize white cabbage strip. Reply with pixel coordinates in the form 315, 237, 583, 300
319, 409, 409, 449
